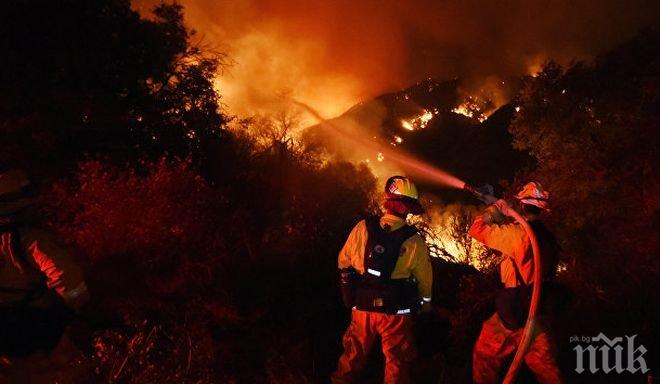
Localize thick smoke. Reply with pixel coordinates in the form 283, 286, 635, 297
133, 0, 659, 118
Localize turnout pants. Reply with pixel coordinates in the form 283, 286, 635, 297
332, 308, 416, 384
473, 313, 563, 384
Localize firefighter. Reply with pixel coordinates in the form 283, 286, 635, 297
469, 182, 563, 384
332, 176, 433, 384
0, 169, 89, 367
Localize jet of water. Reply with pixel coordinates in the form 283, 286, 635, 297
293, 99, 467, 190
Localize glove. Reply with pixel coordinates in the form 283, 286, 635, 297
493, 199, 515, 217
463, 183, 497, 204
476, 184, 497, 204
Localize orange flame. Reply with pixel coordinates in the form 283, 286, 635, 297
400, 110, 434, 131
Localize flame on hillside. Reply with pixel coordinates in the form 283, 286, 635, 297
410, 203, 493, 270
451, 96, 492, 122
525, 54, 547, 78
400, 110, 434, 131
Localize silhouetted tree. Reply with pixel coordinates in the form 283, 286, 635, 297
0, 0, 226, 175
509, 29, 659, 337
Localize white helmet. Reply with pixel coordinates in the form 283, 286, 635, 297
515, 181, 549, 210
384, 176, 424, 214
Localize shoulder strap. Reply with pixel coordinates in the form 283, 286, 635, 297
363, 216, 384, 268
529, 220, 560, 281
363, 216, 418, 281
508, 256, 526, 287
389, 225, 418, 246
363, 216, 383, 238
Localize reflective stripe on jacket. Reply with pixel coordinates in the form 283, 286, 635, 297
1, 227, 87, 308
338, 214, 432, 301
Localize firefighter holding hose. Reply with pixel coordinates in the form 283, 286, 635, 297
332, 176, 432, 384
469, 182, 563, 383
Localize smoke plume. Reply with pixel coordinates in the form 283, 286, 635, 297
133, 0, 659, 118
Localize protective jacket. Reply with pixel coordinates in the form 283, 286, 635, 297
0, 221, 87, 309
338, 214, 432, 309
468, 206, 558, 288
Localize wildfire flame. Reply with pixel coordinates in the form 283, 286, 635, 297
451, 96, 489, 122
410, 207, 492, 270
525, 54, 546, 78
400, 110, 434, 131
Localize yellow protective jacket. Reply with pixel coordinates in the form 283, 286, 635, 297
338, 214, 433, 302
0, 226, 88, 309
468, 206, 533, 288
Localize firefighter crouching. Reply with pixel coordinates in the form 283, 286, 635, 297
0, 170, 89, 366
469, 182, 564, 384
332, 176, 432, 384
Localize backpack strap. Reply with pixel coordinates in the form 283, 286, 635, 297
389, 225, 419, 250
363, 216, 418, 281
356, 216, 420, 313
363, 216, 382, 264
509, 256, 527, 287
529, 220, 560, 282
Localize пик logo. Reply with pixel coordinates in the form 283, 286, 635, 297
571, 333, 649, 374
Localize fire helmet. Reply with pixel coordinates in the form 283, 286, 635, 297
515, 181, 549, 210
384, 176, 424, 214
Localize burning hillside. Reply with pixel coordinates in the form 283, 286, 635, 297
301, 77, 529, 194
132, 0, 660, 123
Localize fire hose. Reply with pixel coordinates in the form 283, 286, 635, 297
463, 183, 543, 384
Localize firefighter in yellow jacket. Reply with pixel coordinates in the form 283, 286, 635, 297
332, 176, 432, 384
469, 182, 563, 384
0, 169, 89, 361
